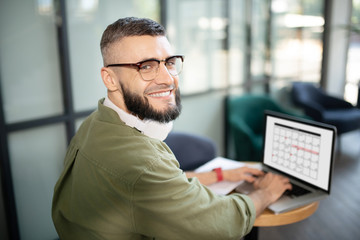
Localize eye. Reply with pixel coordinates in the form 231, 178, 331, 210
139, 60, 157, 71
166, 57, 177, 67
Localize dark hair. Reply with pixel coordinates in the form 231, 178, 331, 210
100, 17, 166, 65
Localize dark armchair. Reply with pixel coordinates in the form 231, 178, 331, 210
291, 82, 360, 135
164, 132, 217, 171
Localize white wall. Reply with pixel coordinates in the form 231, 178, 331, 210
172, 91, 227, 156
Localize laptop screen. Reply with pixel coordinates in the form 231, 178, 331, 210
263, 111, 336, 192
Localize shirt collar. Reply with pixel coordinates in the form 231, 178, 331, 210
103, 97, 173, 141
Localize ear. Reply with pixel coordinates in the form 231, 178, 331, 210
101, 67, 118, 92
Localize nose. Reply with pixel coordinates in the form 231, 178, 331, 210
153, 62, 176, 85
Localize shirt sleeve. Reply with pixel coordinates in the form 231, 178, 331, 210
131, 152, 256, 240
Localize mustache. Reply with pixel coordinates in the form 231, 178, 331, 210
144, 84, 176, 94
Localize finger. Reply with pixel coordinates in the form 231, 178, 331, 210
252, 178, 260, 188
249, 168, 265, 175
245, 167, 264, 176
280, 176, 291, 183
244, 175, 257, 183
263, 172, 274, 180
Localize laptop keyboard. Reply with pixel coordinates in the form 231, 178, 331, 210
284, 183, 311, 198
261, 170, 312, 198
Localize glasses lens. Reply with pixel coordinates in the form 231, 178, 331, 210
138, 56, 184, 81
166, 56, 183, 76
139, 60, 159, 81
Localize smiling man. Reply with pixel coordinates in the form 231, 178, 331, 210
102, 34, 182, 124
52, 17, 291, 240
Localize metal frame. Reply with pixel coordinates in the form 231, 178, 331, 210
56, 0, 76, 144
0, 71, 19, 240
321, 0, 333, 88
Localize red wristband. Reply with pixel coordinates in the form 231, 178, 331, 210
213, 167, 223, 182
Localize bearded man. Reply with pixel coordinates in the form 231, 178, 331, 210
52, 17, 291, 240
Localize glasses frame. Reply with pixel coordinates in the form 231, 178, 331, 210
106, 55, 184, 81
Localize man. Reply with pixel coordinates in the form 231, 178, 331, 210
52, 17, 291, 240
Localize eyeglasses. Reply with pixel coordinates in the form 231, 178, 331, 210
106, 55, 184, 81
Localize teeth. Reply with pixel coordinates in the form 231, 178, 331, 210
149, 91, 171, 97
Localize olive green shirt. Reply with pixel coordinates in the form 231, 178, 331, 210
52, 99, 256, 240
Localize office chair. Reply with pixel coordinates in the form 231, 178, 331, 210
291, 82, 360, 135
164, 132, 217, 171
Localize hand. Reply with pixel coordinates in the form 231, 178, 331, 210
223, 167, 264, 182
253, 172, 292, 203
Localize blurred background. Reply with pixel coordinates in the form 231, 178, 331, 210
1, 0, 359, 239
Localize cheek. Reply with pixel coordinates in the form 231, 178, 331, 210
137, 82, 151, 96
173, 76, 180, 89
122, 74, 148, 95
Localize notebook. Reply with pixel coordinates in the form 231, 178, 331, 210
235, 110, 337, 214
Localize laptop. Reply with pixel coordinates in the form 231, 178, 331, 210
235, 110, 337, 214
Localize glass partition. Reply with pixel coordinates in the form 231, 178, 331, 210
251, 0, 270, 81
166, 0, 229, 94
345, 0, 360, 105
228, 0, 247, 86
0, 0, 63, 123
270, 0, 324, 82
8, 124, 67, 240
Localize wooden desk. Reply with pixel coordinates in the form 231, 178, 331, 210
245, 201, 319, 240
255, 201, 319, 226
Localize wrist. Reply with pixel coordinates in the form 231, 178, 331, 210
249, 189, 274, 216
257, 188, 276, 205
213, 167, 223, 182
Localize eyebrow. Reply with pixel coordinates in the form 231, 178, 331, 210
137, 55, 176, 63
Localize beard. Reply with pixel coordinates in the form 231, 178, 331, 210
120, 83, 182, 123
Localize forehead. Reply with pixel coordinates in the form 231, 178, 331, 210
113, 35, 174, 62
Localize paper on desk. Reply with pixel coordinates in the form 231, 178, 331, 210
194, 157, 261, 195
